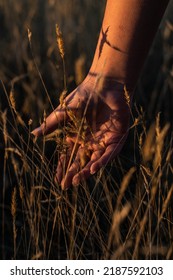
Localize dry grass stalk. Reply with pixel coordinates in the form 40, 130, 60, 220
9, 90, 17, 114
130, 117, 140, 129
141, 245, 169, 257
166, 244, 173, 260
160, 184, 173, 222
110, 241, 132, 260
141, 165, 152, 177
133, 172, 161, 259
117, 167, 136, 207
6, 147, 22, 158
56, 24, 65, 59
17, 114, 25, 127
133, 212, 148, 259
43, 110, 47, 135
153, 116, 170, 169
9, 89, 25, 126
28, 119, 33, 126
19, 184, 24, 201
44, 129, 63, 142
68, 191, 78, 259
56, 23, 67, 90
139, 132, 143, 148
31, 251, 43, 260
59, 89, 67, 107
166, 147, 172, 162
108, 203, 131, 248
1, 110, 8, 153
27, 28, 32, 44
140, 164, 152, 193
11, 187, 17, 218
11, 187, 17, 259
142, 123, 155, 162
124, 85, 131, 107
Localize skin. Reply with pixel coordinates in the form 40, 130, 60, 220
32, 0, 169, 190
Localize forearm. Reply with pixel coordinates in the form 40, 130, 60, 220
90, 0, 169, 89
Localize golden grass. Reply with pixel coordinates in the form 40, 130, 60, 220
0, 0, 173, 260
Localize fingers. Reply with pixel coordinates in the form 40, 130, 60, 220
55, 153, 70, 185
59, 146, 91, 190
55, 138, 77, 185
90, 143, 122, 174
31, 106, 67, 137
57, 143, 119, 190
72, 149, 104, 186
31, 88, 80, 137
61, 157, 81, 190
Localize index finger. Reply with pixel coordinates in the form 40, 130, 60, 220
31, 106, 67, 136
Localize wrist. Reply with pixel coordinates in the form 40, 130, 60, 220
84, 70, 134, 98
89, 47, 144, 91
82, 72, 133, 110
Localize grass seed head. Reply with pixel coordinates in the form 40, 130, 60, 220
10, 90, 17, 114
56, 24, 65, 59
11, 187, 17, 218
124, 85, 131, 107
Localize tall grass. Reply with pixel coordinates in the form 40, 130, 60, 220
0, 0, 173, 260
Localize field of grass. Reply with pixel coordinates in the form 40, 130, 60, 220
0, 0, 173, 260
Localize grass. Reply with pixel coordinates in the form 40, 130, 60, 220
0, 0, 173, 260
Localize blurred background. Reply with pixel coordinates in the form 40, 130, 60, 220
0, 0, 173, 260
0, 0, 105, 121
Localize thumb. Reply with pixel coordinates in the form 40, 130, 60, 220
31, 106, 67, 137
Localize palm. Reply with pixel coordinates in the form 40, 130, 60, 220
32, 78, 131, 189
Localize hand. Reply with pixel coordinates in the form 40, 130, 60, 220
32, 75, 132, 190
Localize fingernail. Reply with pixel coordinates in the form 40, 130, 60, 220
31, 127, 41, 136
61, 184, 68, 191
90, 169, 96, 175
61, 180, 70, 191
72, 179, 80, 187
